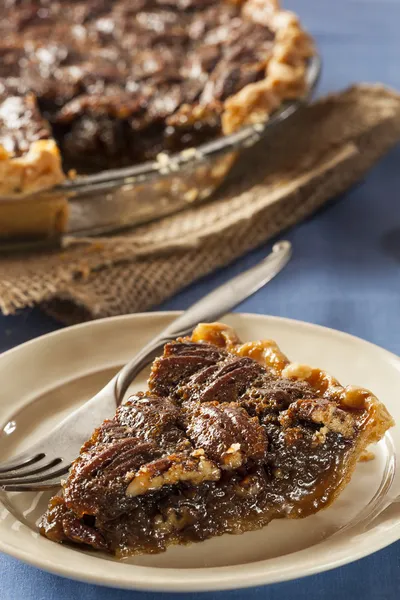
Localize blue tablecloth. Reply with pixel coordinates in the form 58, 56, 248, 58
1, 1, 400, 598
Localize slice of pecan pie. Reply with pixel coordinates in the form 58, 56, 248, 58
40, 323, 394, 556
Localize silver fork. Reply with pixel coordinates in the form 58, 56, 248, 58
0, 241, 292, 493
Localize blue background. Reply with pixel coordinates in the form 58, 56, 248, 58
1, 1, 400, 598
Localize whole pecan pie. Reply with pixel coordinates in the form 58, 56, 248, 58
0, 0, 314, 197
39, 323, 394, 557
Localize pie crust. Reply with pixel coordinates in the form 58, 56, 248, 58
0, 94, 65, 196
222, 0, 315, 133
0, 94, 66, 237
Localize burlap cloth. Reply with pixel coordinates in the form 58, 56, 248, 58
0, 84, 399, 324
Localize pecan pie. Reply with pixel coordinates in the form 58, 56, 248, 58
0, 0, 314, 198
39, 323, 394, 557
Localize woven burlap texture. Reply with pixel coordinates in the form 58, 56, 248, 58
0, 84, 399, 323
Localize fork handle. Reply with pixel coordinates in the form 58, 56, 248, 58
115, 240, 292, 400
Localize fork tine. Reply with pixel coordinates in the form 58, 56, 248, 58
0, 452, 46, 474
0, 463, 69, 487
1, 479, 63, 493
0, 458, 63, 482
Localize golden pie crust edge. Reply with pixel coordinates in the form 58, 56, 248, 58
222, 0, 315, 134
0, 141, 68, 239
0, 140, 65, 197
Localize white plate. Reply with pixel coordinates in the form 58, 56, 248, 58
0, 312, 399, 592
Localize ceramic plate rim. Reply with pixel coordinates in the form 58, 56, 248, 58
0, 311, 400, 592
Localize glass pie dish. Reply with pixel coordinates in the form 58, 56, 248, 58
0, 56, 320, 251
